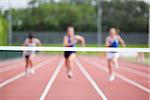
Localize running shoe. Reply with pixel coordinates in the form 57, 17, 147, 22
109, 73, 115, 82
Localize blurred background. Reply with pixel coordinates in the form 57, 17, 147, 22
0, 0, 149, 47
0, 1, 150, 99
0, 0, 149, 65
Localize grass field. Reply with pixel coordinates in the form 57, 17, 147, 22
11, 43, 149, 48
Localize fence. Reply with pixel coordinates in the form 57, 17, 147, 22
12, 32, 148, 45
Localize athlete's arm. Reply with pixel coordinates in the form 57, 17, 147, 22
23, 39, 28, 46
118, 35, 126, 47
105, 37, 110, 47
75, 35, 85, 47
35, 38, 42, 46
63, 36, 70, 47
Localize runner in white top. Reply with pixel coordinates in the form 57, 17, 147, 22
23, 33, 41, 76
106, 27, 126, 82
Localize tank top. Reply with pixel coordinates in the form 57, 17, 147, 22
109, 37, 119, 48
67, 36, 76, 47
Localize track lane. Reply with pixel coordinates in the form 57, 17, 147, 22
79, 56, 149, 100
0, 55, 46, 73
119, 58, 150, 74
0, 55, 149, 100
119, 60, 150, 79
97, 56, 149, 75
0, 55, 46, 68
0, 58, 23, 68
0, 55, 49, 82
45, 59, 101, 100
0, 56, 60, 100
94, 57, 149, 88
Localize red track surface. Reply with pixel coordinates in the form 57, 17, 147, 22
0, 55, 149, 100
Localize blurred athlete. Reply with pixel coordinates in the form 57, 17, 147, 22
106, 27, 126, 81
23, 33, 41, 76
137, 52, 145, 63
64, 25, 85, 78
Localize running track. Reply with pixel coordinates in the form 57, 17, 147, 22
0, 55, 149, 100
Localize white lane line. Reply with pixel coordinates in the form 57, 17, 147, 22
0, 57, 55, 88
120, 61, 149, 71
120, 66, 149, 78
75, 59, 108, 100
95, 58, 149, 78
0, 64, 24, 72
84, 58, 150, 93
40, 59, 64, 100
0, 56, 46, 73
96, 57, 149, 72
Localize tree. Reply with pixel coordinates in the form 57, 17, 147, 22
102, 0, 149, 32
3, 0, 149, 32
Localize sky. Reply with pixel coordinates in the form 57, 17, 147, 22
0, 0, 30, 10
143, 0, 150, 3
0, 0, 149, 10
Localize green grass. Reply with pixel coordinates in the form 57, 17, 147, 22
126, 45, 148, 48
11, 43, 149, 48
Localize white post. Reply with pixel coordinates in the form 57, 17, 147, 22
8, 0, 12, 45
97, 0, 102, 46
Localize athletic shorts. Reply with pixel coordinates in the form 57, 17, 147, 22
64, 51, 76, 59
107, 52, 119, 60
23, 51, 35, 59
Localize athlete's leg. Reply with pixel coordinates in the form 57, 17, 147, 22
25, 56, 30, 76
108, 59, 112, 75
28, 58, 33, 68
137, 52, 145, 63
66, 53, 76, 78
65, 58, 70, 70
111, 52, 119, 69
108, 59, 115, 82
28, 56, 35, 74
25, 56, 29, 71
107, 53, 113, 75
113, 57, 119, 69
68, 53, 76, 69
